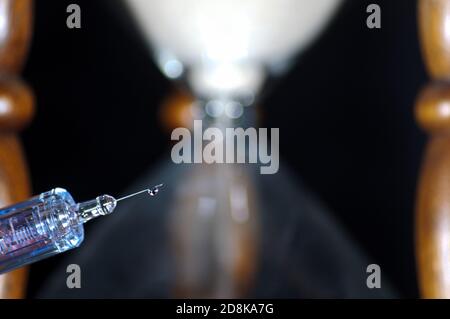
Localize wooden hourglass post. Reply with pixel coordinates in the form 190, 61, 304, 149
415, 0, 450, 298
0, 0, 34, 298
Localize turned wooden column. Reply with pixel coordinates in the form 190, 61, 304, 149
415, 0, 450, 298
0, 0, 34, 298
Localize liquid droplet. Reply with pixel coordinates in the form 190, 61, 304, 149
148, 184, 163, 196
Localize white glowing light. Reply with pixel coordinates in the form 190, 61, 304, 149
126, 0, 342, 99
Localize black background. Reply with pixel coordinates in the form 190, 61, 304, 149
21, 0, 426, 298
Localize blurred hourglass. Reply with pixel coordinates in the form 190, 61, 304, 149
126, 0, 342, 297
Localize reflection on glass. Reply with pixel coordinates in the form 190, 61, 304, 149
170, 164, 258, 297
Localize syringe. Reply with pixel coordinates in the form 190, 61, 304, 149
0, 184, 163, 274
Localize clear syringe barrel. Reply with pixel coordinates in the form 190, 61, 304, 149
0, 188, 84, 274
